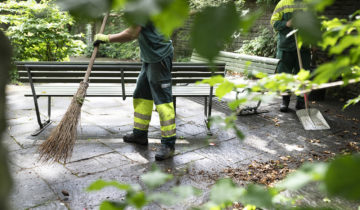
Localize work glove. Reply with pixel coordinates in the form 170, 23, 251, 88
93, 34, 110, 46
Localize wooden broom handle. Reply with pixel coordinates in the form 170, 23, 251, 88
83, 13, 109, 82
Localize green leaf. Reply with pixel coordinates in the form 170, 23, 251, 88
140, 170, 173, 189
228, 98, 247, 111
99, 200, 127, 210
304, 0, 335, 12
325, 154, 360, 200
209, 179, 245, 206
112, 0, 127, 10
344, 95, 360, 109
149, 186, 201, 206
239, 9, 263, 34
151, 0, 189, 37
293, 10, 322, 45
215, 80, 235, 99
239, 184, 276, 209
57, 0, 111, 19
190, 2, 240, 62
329, 36, 360, 55
297, 69, 311, 81
197, 75, 224, 86
87, 180, 132, 191
276, 162, 328, 191
127, 191, 147, 208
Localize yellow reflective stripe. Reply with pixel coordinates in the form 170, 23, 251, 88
134, 122, 149, 131
133, 98, 153, 116
134, 112, 151, 121
270, 0, 305, 26
161, 129, 176, 138
156, 102, 175, 121
160, 118, 175, 127
134, 117, 150, 127
161, 123, 176, 132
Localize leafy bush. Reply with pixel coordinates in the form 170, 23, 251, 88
0, 0, 86, 82
236, 27, 277, 58
84, 14, 140, 60
85, 41, 140, 60
0, 0, 86, 61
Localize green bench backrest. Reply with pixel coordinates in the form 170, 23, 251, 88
191, 51, 279, 75
16, 62, 225, 85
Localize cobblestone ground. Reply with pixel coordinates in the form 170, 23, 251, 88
4, 84, 360, 210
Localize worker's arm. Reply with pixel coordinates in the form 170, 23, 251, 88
93, 26, 141, 45
270, 0, 292, 32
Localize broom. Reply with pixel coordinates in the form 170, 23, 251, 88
39, 14, 109, 163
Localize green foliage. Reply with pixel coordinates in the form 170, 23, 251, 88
255, 0, 279, 6
236, 27, 277, 58
313, 11, 360, 85
189, 0, 244, 11
0, 0, 86, 62
140, 170, 173, 189
151, 0, 189, 37
88, 168, 199, 209
344, 95, 360, 109
190, 2, 240, 62
325, 154, 360, 200
86, 41, 140, 60
84, 15, 140, 60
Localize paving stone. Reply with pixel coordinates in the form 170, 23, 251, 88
7, 122, 39, 137
6, 84, 360, 209
195, 138, 263, 167
10, 169, 58, 210
9, 147, 43, 169
35, 124, 114, 140
50, 166, 145, 210
65, 157, 109, 177
95, 152, 134, 170
33, 162, 77, 183
81, 111, 133, 127
177, 123, 208, 136
64, 140, 115, 163
28, 200, 68, 210
2, 132, 22, 151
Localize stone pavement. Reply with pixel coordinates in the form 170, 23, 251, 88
4, 84, 360, 210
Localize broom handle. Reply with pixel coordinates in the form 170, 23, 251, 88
83, 13, 109, 83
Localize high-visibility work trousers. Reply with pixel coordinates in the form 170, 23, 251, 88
132, 54, 176, 145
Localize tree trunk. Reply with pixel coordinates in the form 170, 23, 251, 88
0, 31, 13, 210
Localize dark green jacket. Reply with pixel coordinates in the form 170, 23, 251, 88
270, 0, 305, 52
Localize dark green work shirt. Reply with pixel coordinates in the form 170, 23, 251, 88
138, 23, 173, 63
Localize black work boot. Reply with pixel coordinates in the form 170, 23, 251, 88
155, 144, 175, 161
295, 97, 305, 110
280, 96, 290, 112
123, 133, 148, 145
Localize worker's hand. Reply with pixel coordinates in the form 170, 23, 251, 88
93, 34, 110, 46
286, 19, 292, 27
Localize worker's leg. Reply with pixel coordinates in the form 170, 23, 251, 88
294, 49, 311, 109
147, 54, 176, 160
124, 63, 153, 145
277, 50, 296, 112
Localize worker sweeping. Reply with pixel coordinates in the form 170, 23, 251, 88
93, 22, 176, 161
270, 0, 311, 112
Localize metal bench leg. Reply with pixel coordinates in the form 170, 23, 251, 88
30, 96, 52, 136
205, 87, 214, 136
27, 66, 52, 136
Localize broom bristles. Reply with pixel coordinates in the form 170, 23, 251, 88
38, 81, 88, 163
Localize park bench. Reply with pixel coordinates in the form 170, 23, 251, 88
16, 61, 225, 136
191, 51, 280, 114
